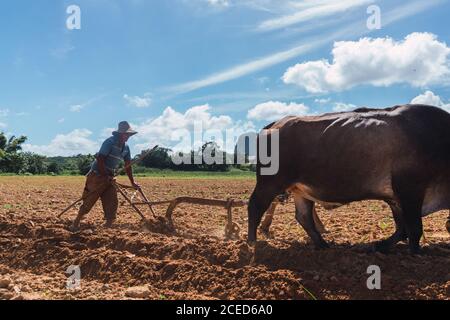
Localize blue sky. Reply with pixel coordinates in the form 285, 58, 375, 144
0, 0, 449, 156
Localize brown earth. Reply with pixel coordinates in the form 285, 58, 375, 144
0, 176, 449, 300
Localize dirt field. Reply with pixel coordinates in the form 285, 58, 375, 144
0, 176, 449, 300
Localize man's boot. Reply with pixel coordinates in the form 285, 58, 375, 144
104, 219, 115, 229
70, 215, 83, 232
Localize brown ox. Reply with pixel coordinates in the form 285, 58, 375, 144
248, 105, 450, 254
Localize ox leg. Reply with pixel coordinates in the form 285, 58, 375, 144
392, 176, 425, 254
294, 195, 329, 249
401, 201, 423, 255
260, 202, 277, 238
312, 206, 327, 234
374, 202, 407, 253
248, 184, 278, 243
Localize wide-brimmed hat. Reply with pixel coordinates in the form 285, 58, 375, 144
113, 121, 138, 136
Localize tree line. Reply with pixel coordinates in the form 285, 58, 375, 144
0, 132, 255, 175
0, 132, 96, 175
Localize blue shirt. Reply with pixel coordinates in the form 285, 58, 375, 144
91, 134, 131, 175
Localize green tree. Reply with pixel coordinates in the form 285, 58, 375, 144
77, 154, 95, 175
4, 135, 27, 153
0, 133, 7, 156
0, 132, 8, 159
23, 152, 48, 174
0, 153, 26, 173
0, 132, 28, 173
199, 142, 231, 172
139, 147, 173, 169
47, 162, 62, 174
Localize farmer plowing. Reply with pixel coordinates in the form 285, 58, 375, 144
70, 121, 140, 231
58, 121, 246, 238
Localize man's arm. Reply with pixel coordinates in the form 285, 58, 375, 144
97, 138, 113, 178
125, 160, 139, 188
96, 154, 108, 177
124, 146, 139, 188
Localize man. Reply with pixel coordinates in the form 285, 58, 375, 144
71, 121, 140, 230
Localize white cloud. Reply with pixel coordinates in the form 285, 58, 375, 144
247, 101, 309, 121
22, 105, 255, 156
123, 93, 152, 108
23, 129, 99, 157
183, 0, 231, 12
411, 90, 444, 106
167, 1, 439, 95
283, 32, 450, 93
100, 127, 116, 139
315, 98, 331, 104
206, 0, 230, 7
411, 91, 450, 112
50, 43, 75, 60
191, 0, 370, 16
0, 109, 8, 129
70, 105, 84, 112
167, 39, 329, 94
132, 104, 255, 153
68, 94, 107, 113
256, 76, 270, 85
15, 112, 30, 117
256, 0, 372, 32
333, 102, 357, 112
0, 109, 9, 117
58, 118, 65, 123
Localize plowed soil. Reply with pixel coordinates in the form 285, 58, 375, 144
0, 176, 449, 300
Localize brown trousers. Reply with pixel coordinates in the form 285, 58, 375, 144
78, 172, 118, 222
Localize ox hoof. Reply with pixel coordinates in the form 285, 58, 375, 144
260, 229, 273, 239
314, 240, 330, 250
68, 223, 81, 233
409, 246, 423, 256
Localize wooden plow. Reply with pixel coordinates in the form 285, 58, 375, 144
113, 183, 292, 239
58, 179, 251, 240
114, 182, 246, 240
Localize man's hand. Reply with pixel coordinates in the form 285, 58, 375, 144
125, 160, 139, 189
131, 181, 141, 190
